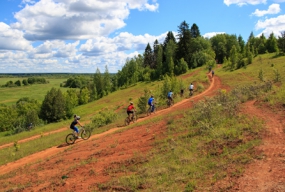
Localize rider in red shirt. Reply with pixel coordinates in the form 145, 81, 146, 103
127, 102, 135, 121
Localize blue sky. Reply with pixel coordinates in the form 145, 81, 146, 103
0, 0, 284, 73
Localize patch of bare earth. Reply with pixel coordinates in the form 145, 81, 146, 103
0, 76, 225, 191
212, 100, 285, 192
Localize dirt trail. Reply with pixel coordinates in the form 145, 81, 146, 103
2, 72, 284, 191
231, 100, 285, 191
0, 75, 219, 176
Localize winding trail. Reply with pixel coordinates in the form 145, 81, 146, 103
232, 100, 285, 191
0, 75, 220, 183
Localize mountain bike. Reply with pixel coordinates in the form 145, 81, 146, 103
66, 126, 91, 145
125, 111, 138, 126
147, 104, 156, 116
167, 97, 174, 107
189, 89, 194, 97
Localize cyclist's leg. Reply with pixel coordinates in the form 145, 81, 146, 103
74, 126, 79, 137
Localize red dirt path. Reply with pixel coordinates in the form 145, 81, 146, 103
1, 74, 285, 191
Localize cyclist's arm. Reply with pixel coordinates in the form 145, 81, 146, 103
77, 120, 83, 127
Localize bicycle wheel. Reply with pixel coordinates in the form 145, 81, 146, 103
66, 133, 76, 145
81, 129, 91, 140
146, 107, 151, 116
125, 117, 130, 126
132, 113, 138, 123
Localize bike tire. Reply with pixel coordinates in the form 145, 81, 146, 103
81, 129, 91, 140
132, 113, 138, 123
125, 117, 130, 126
66, 133, 76, 145
146, 107, 151, 116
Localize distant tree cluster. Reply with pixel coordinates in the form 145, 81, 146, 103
2, 77, 49, 87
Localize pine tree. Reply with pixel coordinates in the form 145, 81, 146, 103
143, 43, 153, 68
176, 21, 192, 68
94, 68, 104, 98
266, 32, 279, 53
103, 65, 112, 95
190, 23, 201, 38
277, 31, 285, 53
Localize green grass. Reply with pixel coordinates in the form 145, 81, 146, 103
0, 78, 68, 106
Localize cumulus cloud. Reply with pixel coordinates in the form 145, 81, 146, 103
255, 14, 285, 37
11, 0, 158, 41
224, 0, 266, 6
252, 4, 281, 17
0, 30, 166, 73
0, 22, 32, 51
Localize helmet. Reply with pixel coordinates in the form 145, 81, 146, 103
151, 95, 154, 97
76, 116, 80, 120
170, 90, 172, 92
130, 102, 133, 105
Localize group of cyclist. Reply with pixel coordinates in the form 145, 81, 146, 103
71, 66, 216, 132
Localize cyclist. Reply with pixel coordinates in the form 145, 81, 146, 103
167, 90, 174, 105
211, 70, 214, 77
70, 115, 83, 138
180, 88, 184, 97
127, 102, 136, 121
189, 83, 194, 96
148, 95, 155, 112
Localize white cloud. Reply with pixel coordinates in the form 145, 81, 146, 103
0, 0, 161, 73
11, 0, 158, 41
255, 14, 285, 37
0, 22, 32, 51
252, 4, 281, 17
224, 0, 266, 6
203, 32, 226, 39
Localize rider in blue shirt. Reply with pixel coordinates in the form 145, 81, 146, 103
168, 90, 173, 102
148, 95, 155, 112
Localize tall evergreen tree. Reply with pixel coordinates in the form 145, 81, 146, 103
257, 33, 267, 54
165, 40, 176, 76
143, 43, 154, 68
103, 65, 112, 95
156, 45, 163, 78
277, 31, 285, 53
153, 39, 160, 69
176, 21, 192, 68
94, 68, 104, 98
163, 31, 176, 47
190, 23, 201, 38
266, 32, 279, 53
229, 45, 238, 70
238, 35, 245, 54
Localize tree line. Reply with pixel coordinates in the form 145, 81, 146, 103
0, 20, 284, 134
2, 77, 49, 87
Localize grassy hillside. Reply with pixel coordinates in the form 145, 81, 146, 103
0, 53, 285, 191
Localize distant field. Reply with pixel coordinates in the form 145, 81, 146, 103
0, 77, 68, 105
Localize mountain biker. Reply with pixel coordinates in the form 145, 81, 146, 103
70, 115, 83, 138
211, 70, 214, 77
167, 90, 174, 104
189, 83, 194, 96
127, 102, 136, 121
148, 95, 155, 112
180, 88, 184, 97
